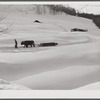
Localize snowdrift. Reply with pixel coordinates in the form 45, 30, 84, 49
14, 65, 100, 90
0, 79, 30, 90
75, 82, 100, 90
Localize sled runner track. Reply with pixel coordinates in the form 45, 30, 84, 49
53, 23, 67, 32
58, 34, 98, 47
0, 37, 95, 53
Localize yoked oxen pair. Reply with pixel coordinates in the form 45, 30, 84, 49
21, 40, 35, 48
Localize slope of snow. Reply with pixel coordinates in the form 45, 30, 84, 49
13, 65, 100, 90
0, 5, 100, 90
75, 82, 100, 90
0, 79, 30, 90
0, 42, 100, 81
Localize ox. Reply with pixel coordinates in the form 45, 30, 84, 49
21, 40, 35, 48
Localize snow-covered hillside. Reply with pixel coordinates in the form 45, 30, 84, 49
0, 5, 100, 90
0, 79, 30, 90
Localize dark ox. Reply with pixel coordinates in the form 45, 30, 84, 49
39, 42, 58, 47
21, 40, 35, 48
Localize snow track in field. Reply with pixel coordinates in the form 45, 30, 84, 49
0, 34, 95, 53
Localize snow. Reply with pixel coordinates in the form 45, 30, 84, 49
0, 79, 30, 90
13, 65, 100, 90
0, 5, 100, 90
75, 82, 100, 90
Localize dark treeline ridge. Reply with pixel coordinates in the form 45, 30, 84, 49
47, 5, 76, 16
35, 5, 100, 29
34, 5, 76, 15
47, 5, 100, 29
77, 12, 94, 19
77, 12, 100, 28
92, 15, 100, 28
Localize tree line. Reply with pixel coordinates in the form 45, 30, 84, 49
34, 5, 76, 16
45, 5, 100, 29
77, 12, 100, 28
46, 5, 100, 29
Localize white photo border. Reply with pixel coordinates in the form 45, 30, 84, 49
0, 1, 100, 99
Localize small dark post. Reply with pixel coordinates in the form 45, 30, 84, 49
14, 39, 18, 48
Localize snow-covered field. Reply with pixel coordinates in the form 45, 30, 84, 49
0, 5, 100, 90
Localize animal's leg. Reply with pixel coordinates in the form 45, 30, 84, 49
33, 43, 35, 47
33, 41, 35, 47
26, 44, 28, 48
